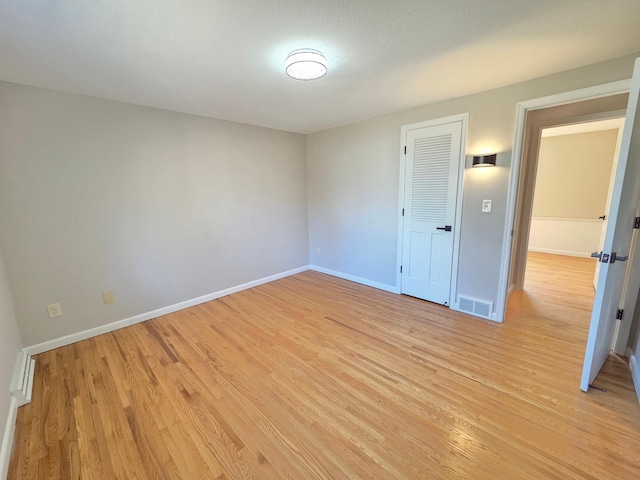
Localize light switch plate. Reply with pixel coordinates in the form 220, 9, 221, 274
103, 291, 115, 304
47, 303, 62, 318
482, 200, 492, 213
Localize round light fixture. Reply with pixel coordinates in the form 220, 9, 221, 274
285, 49, 327, 80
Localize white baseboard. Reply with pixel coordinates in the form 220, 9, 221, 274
309, 266, 504, 323
1, 350, 32, 479
25, 265, 310, 356
0, 396, 18, 480
629, 350, 640, 406
309, 265, 399, 294
528, 216, 601, 258
527, 247, 592, 258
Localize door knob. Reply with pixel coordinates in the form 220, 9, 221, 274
591, 251, 610, 263
436, 226, 452, 232
591, 251, 627, 263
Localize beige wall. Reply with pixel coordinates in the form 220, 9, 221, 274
533, 130, 619, 219
0, 82, 309, 346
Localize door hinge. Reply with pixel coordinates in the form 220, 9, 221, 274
616, 308, 624, 320
400, 266, 403, 273
404, 146, 406, 155
402, 208, 405, 216
635, 217, 640, 229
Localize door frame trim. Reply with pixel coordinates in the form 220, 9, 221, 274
396, 113, 469, 307
495, 79, 632, 323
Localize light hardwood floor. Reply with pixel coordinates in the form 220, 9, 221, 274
8, 252, 640, 479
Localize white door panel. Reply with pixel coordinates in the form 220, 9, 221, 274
408, 231, 427, 280
594, 125, 624, 289
401, 121, 462, 305
581, 57, 640, 391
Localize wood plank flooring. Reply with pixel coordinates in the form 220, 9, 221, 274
8, 252, 640, 479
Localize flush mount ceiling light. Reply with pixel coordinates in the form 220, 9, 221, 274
285, 49, 327, 80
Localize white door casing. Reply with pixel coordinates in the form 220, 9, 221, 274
400, 118, 464, 305
581, 58, 640, 391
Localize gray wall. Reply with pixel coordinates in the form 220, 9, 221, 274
0, 82, 309, 346
0, 253, 22, 457
307, 53, 638, 308
1, 53, 639, 349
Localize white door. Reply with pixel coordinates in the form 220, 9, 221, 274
593, 124, 624, 289
401, 120, 462, 305
581, 57, 640, 392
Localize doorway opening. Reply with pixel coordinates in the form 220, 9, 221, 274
506, 116, 626, 349
504, 94, 629, 345
496, 82, 633, 326
519, 118, 625, 297
498, 66, 640, 397
507, 94, 629, 298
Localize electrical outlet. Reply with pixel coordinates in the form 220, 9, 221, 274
47, 303, 62, 319
482, 200, 492, 213
315, 247, 321, 256
103, 291, 115, 304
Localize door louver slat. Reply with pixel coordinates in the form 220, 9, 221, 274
411, 134, 453, 223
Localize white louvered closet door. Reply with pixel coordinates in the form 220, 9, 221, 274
401, 121, 462, 305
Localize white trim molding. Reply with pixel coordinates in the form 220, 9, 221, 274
527, 216, 602, 258
1, 350, 33, 479
629, 349, 640, 405
25, 265, 310, 356
526, 247, 593, 258
495, 79, 632, 323
0, 397, 18, 480
310, 265, 399, 294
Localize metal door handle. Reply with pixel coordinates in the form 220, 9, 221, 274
611, 252, 628, 263
591, 252, 610, 263
599, 215, 606, 220
436, 226, 452, 232
591, 251, 627, 263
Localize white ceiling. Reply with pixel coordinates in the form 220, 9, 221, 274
1, 1, 640, 134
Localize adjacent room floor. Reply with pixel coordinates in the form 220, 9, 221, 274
8, 253, 640, 479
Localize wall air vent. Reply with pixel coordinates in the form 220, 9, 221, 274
457, 295, 494, 320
